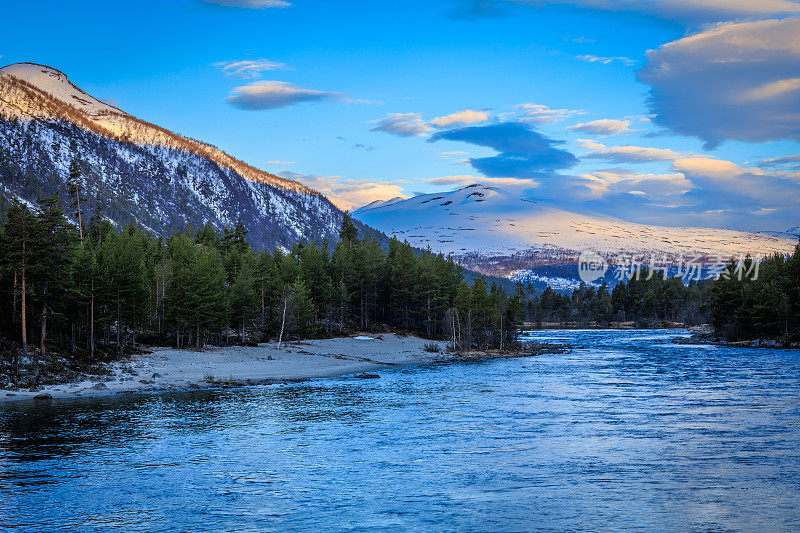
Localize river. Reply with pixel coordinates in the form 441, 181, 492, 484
1, 329, 799, 531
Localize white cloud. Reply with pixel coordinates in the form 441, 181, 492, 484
751, 207, 778, 215
226, 81, 341, 110
574, 54, 636, 66
425, 175, 540, 191
513, 103, 585, 124
671, 156, 800, 205
279, 172, 408, 211
576, 138, 605, 150
583, 143, 682, 163
371, 109, 490, 134
213, 59, 292, 78
370, 113, 432, 137
439, 151, 471, 165
429, 109, 490, 128
567, 36, 596, 43
574, 170, 694, 199
265, 160, 295, 165
672, 157, 766, 183
569, 118, 634, 135
638, 18, 800, 147
203, 0, 291, 7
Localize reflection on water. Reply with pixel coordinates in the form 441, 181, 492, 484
1, 330, 800, 531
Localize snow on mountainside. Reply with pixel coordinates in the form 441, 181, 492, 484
0, 63, 125, 118
356, 197, 406, 212
353, 184, 798, 281
0, 62, 352, 249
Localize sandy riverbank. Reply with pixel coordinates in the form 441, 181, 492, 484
0, 334, 442, 402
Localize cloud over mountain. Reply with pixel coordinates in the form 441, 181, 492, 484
425, 175, 539, 191
429, 121, 578, 179
280, 171, 407, 211
672, 157, 800, 207
571, 170, 694, 200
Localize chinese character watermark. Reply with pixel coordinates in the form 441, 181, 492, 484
577, 250, 763, 284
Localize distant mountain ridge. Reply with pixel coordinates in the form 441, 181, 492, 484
0, 63, 350, 249
353, 184, 798, 287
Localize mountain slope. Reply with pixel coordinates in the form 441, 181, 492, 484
353, 184, 798, 282
0, 63, 347, 249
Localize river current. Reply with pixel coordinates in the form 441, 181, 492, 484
1, 329, 799, 531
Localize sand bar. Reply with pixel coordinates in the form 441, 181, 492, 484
0, 334, 443, 402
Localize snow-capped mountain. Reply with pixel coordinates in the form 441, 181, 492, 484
353, 184, 798, 283
0, 63, 352, 249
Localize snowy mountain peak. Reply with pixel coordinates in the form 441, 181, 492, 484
353, 196, 406, 214
353, 185, 797, 279
0, 63, 351, 250
0, 62, 316, 195
354, 184, 539, 219
0, 63, 125, 118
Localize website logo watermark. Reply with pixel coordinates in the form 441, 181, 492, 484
578, 250, 763, 283
578, 250, 609, 283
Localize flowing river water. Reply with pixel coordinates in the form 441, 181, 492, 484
1, 329, 799, 531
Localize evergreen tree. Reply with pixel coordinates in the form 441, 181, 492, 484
255, 249, 278, 333
188, 245, 228, 348
229, 250, 258, 342
33, 195, 77, 358
164, 233, 196, 348
72, 238, 98, 357
67, 158, 86, 241
0, 203, 37, 373
338, 212, 358, 245
286, 277, 315, 338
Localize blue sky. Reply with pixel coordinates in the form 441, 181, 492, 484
2, 0, 799, 231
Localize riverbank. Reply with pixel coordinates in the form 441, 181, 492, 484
676, 335, 800, 349
0, 334, 443, 402
674, 325, 800, 349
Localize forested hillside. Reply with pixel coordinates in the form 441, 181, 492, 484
0, 197, 525, 384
